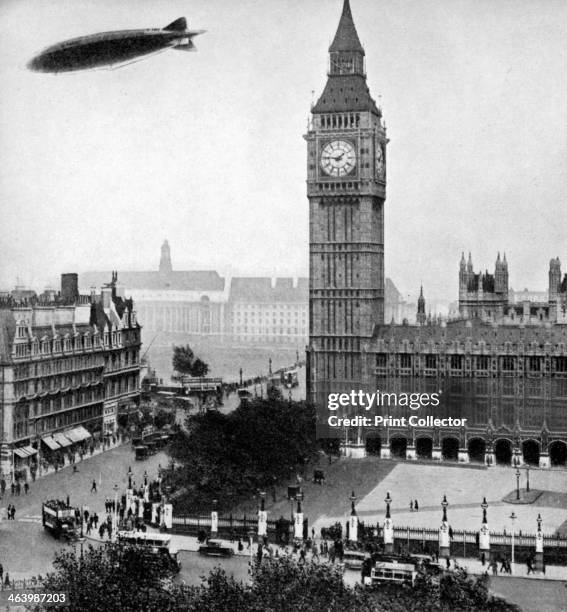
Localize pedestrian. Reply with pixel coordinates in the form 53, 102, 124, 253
299, 548, 306, 564
446, 556, 450, 570
481, 551, 486, 566
237, 539, 243, 552
500, 556, 507, 573
414, 499, 419, 511
410, 500, 413, 512
526, 556, 534, 575
99, 524, 105, 539
84, 509, 90, 523
11, 506, 16, 520
91, 480, 97, 494
0, 563, 3, 581
86, 520, 92, 535
24, 482, 29, 495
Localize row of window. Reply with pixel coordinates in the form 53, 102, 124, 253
14, 354, 104, 381
14, 404, 102, 440
14, 370, 101, 399
375, 354, 567, 372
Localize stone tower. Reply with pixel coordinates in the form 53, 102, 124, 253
306, 0, 387, 417
159, 239, 172, 275
417, 286, 426, 325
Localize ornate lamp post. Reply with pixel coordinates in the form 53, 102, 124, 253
383, 492, 394, 554
515, 468, 521, 500
348, 491, 358, 543
113, 483, 119, 539
294, 490, 304, 540
143, 470, 148, 486
439, 495, 450, 559
258, 491, 268, 539
127, 466, 133, 490
479, 497, 490, 560
509, 511, 517, 574
535, 513, 544, 572
525, 464, 530, 493
211, 499, 218, 536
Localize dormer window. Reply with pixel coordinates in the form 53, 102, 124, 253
16, 321, 27, 339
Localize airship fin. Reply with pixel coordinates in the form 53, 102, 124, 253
163, 17, 187, 32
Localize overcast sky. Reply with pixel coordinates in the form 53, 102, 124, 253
1, 0, 566, 302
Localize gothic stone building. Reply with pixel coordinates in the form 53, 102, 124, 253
364, 319, 567, 468
306, 2, 567, 468
306, 0, 387, 418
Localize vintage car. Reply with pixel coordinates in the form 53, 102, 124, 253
198, 540, 234, 557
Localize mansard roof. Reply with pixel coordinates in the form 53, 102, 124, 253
312, 74, 379, 114
371, 318, 567, 349
81, 270, 225, 292
229, 278, 308, 303
0, 310, 16, 363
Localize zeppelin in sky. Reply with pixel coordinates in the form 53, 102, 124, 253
27, 17, 205, 73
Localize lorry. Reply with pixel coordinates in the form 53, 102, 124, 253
42, 500, 77, 540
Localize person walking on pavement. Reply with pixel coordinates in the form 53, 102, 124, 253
24, 482, 29, 495
91, 479, 97, 494
93, 513, 99, 528
414, 499, 419, 511
11, 506, 16, 520
0, 563, 4, 581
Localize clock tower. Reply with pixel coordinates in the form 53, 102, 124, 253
306, 0, 387, 425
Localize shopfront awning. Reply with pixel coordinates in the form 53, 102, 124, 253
42, 436, 61, 451
64, 426, 92, 443
13, 447, 29, 459
52, 432, 72, 448
21, 445, 37, 456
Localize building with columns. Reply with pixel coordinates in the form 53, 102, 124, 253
81, 240, 408, 348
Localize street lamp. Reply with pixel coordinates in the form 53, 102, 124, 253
113, 483, 119, 538
127, 466, 133, 489
525, 464, 530, 492
515, 468, 521, 500
349, 490, 357, 513
481, 497, 488, 524
143, 470, 148, 486
385, 491, 392, 518
509, 511, 517, 574
441, 495, 449, 523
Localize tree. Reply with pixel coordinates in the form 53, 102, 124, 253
38, 543, 184, 611
191, 358, 209, 378
172, 345, 209, 378
172, 345, 194, 375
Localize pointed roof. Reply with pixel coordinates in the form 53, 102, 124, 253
330, 0, 365, 55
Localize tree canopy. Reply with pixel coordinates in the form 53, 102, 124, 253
172, 345, 209, 377
37, 544, 518, 612
166, 397, 318, 511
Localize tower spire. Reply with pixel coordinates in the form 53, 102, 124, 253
329, 0, 365, 55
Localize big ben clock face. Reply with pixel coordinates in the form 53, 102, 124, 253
320, 140, 356, 177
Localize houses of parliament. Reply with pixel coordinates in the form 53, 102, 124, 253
306, 0, 567, 468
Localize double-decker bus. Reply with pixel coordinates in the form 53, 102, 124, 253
117, 531, 181, 572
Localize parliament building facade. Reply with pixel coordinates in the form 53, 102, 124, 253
307, 0, 567, 468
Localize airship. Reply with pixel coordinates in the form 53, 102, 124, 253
27, 17, 205, 73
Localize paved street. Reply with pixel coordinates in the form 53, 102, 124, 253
314, 462, 567, 535
0, 444, 167, 579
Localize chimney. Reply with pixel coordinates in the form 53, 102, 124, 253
61, 273, 79, 303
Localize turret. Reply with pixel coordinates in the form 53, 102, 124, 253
549, 257, 561, 302
417, 286, 426, 326
159, 239, 173, 275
